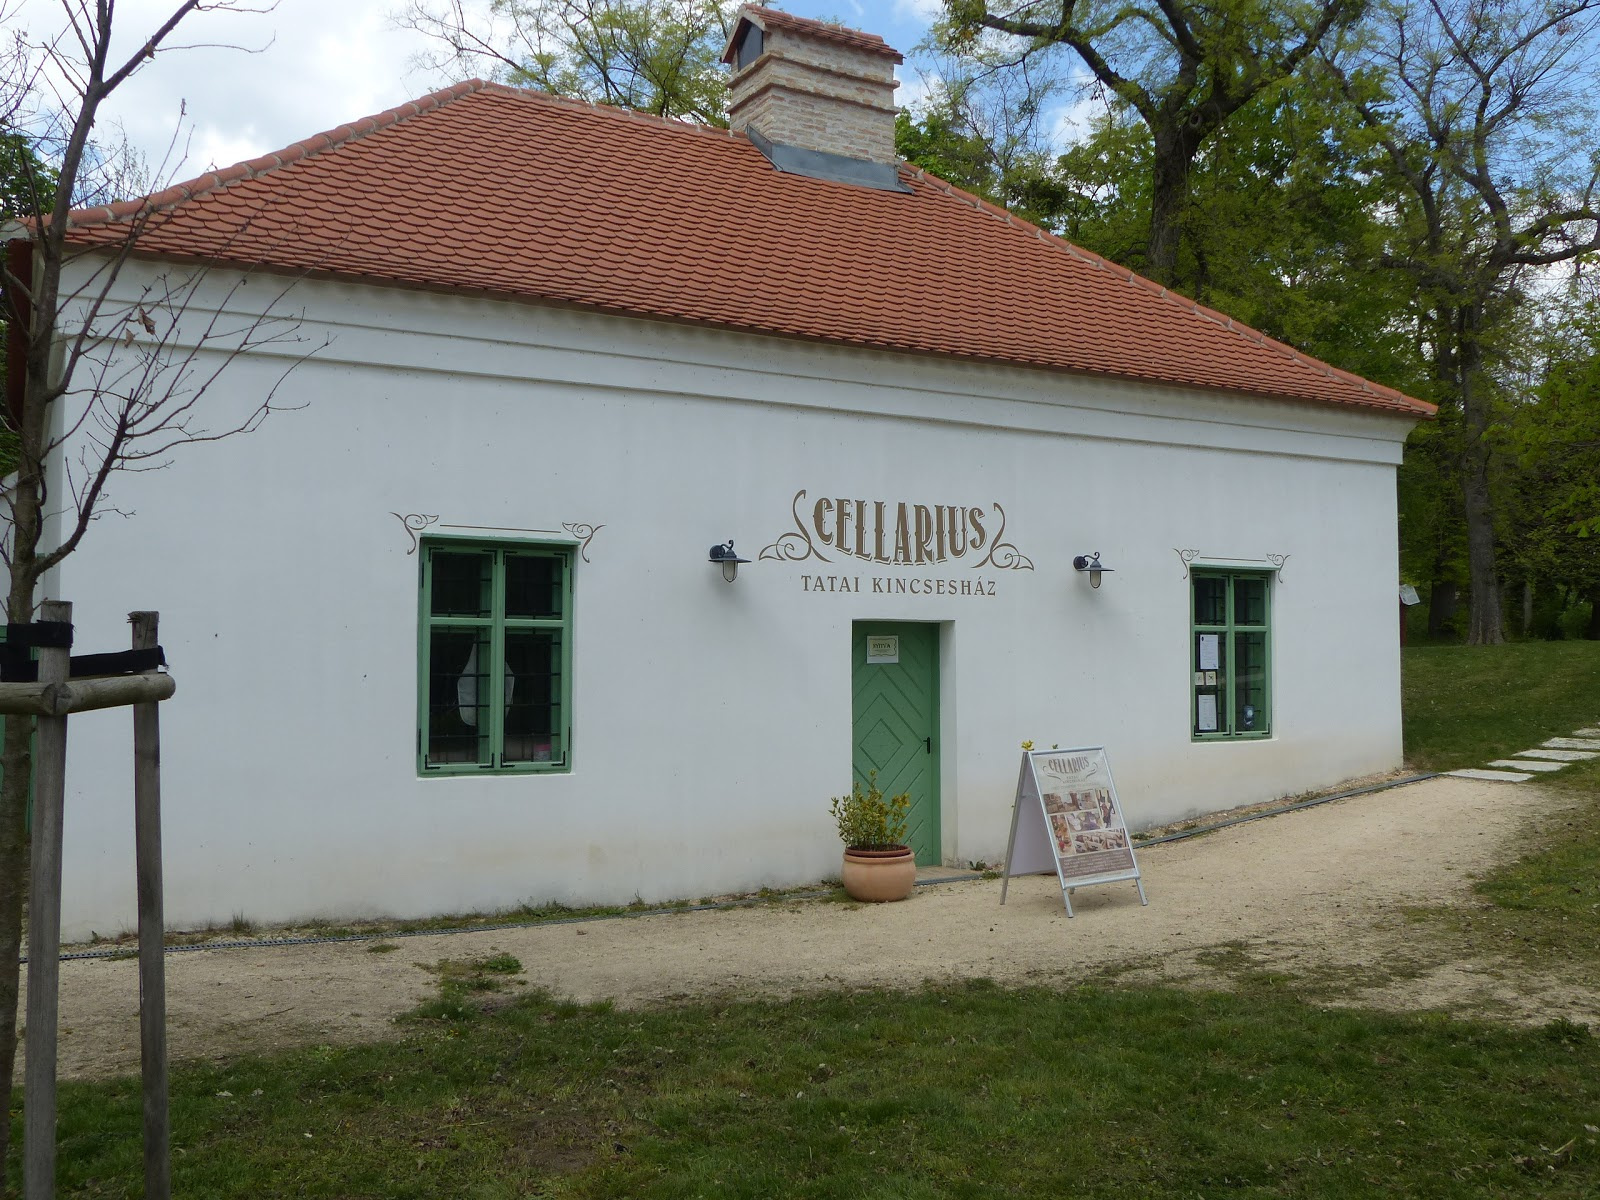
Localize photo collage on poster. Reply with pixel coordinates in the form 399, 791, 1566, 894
1042, 787, 1131, 860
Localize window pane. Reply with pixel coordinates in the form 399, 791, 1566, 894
1194, 632, 1226, 735
1234, 577, 1268, 627
427, 627, 491, 765
1193, 576, 1226, 625
505, 553, 564, 620
430, 551, 492, 618
502, 629, 562, 763
1233, 631, 1268, 733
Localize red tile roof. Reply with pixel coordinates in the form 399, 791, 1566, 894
65, 81, 1432, 418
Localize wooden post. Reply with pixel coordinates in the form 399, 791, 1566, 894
0, 673, 175, 716
23, 600, 71, 1200
131, 611, 171, 1200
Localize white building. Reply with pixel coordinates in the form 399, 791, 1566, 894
40, 7, 1430, 937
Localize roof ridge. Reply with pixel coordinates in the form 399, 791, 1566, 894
58, 79, 1434, 421
476, 82, 742, 141
907, 165, 1434, 417
66, 79, 491, 230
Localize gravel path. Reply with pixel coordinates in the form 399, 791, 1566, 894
29, 774, 1599, 1081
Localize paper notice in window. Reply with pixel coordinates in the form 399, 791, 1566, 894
1198, 633, 1220, 671
1197, 694, 1219, 732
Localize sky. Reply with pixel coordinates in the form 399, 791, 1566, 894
7, 0, 947, 188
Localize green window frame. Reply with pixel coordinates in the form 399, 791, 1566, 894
1190, 570, 1271, 740
418, 539, 574, 774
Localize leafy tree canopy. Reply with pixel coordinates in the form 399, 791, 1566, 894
399, 0, 740, 124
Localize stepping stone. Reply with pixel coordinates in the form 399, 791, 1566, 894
1488, 759, 1565, 772
1446, 768, 1535, 782
1542, 738, 1600, 750
1574, 728, 1600, 737
1515, 749, 1599, 761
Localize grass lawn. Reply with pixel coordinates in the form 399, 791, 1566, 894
11, 975, 1600, 1199
1402, 639, 1600, 772
1403, 640, 1600, 975
5, 641, 1600, 1197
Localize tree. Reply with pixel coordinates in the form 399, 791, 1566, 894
1505, 305, 1600, 637
941, 0, 1364, 289
1324, 0, 1600, 643
1, 130, 55, 477
1033, 68, 1429, 390
398, 0, 740, 124
0, 4, 311, 1186
892, 36, 1075, 226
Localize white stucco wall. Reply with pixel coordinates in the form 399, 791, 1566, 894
46, 264, 1417, 938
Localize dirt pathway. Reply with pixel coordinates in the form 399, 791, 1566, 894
28, 775, 1599, 1081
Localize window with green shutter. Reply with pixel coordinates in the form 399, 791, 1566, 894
418, 540, 573, 773
1190, 570, 1271, 739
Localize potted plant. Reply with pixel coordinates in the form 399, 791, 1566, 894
830, 773, 916, 902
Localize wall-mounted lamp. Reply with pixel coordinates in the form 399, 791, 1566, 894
1072, 551, 1113, 589
709, 540, 750, 583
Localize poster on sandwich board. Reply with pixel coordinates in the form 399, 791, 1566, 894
1000, 746, 1148, 917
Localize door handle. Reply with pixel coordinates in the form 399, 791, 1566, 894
925, 737, 932, 754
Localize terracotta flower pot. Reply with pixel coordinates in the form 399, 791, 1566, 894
840, 846, 916, 902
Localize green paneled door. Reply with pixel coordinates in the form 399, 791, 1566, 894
851, 622, 940, 865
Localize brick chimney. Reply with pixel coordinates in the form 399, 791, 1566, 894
722, 6, 904, 182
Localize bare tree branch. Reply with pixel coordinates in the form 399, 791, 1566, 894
0, 4, 317, 1190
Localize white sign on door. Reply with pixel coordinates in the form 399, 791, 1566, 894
866, 635, 900, 664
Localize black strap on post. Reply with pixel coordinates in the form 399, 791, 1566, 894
66, 648, 168, 678
5, 621, 74, 649
0, 621, 165, 681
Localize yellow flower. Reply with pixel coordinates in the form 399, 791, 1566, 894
1020, 740, 1034, 751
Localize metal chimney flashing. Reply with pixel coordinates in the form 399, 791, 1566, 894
746, 126, 911, 194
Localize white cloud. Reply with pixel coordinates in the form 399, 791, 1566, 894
10, 0, 437, 182
7, 0, 949, 188
893, 0, 943, 22
893, 65, 939, 116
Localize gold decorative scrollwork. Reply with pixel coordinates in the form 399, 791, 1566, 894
392, 512, 440, 554
758, 489, 831, 563
973, 502, 1034, 571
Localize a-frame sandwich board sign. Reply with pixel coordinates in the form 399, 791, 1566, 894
1001, 746, 1148, 917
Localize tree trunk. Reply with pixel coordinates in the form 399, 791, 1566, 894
1522, 578, 1534, 637
0, 576, 37, 1196
1147, 126, 1193, 289
0, 697, 28, 1194
1458, 311, 1504, 645
1428, 579, 1458, 638
0, 377, 48, 1195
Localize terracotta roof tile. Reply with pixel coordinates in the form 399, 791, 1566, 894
64, 81, 1432, 418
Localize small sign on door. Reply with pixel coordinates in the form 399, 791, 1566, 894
866, 635, 900, 664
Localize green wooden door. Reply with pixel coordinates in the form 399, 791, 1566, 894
851, 622, 940, 865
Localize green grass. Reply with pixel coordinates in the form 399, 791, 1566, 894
9, 642, 1600, 1196
9, 981, 1600, 1198
1402, 640, 1600, 772
1438, 787, 1600, 975
411, 953, 528, 1022
1402, 641, 1600, 975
